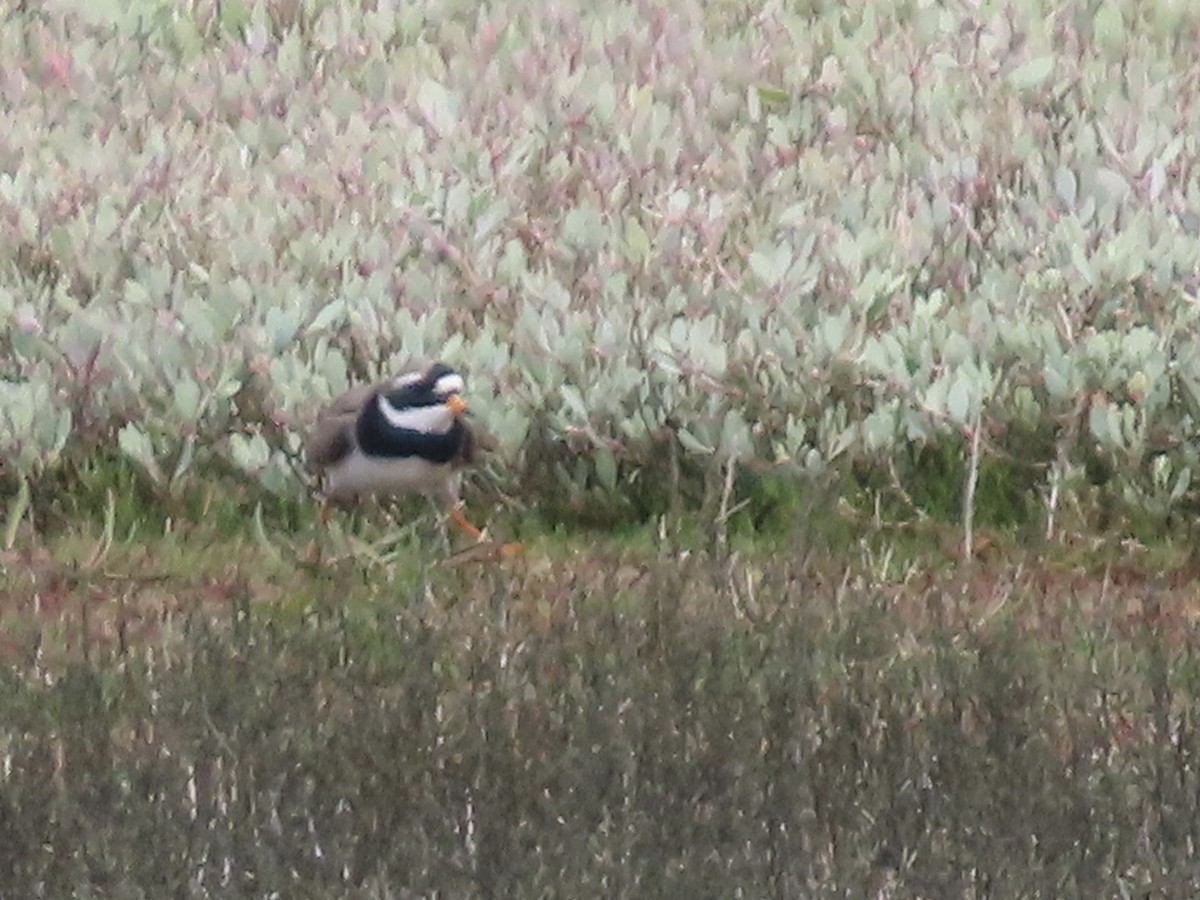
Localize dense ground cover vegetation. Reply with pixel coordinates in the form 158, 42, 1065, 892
3, 0, 1199, 537
4, 0, 1200, 895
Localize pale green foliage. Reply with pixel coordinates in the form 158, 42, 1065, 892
2, 0, 1200, 518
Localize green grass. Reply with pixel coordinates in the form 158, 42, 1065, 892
4, 505, 1200, 896
4, 466, 1200, 895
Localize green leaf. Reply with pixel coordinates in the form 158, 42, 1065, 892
820, 310, 850, 353
4, 477, 30, 550
748, 243, 792, 288
1095, 168, 1130, 205
859, 338, 890, 374
720, 409, 753, 458
497, 239, 528, 285
50, 408, 72, 458
445, 181, 472, 226
1093, 1, 1125, 55
563, 204, 604, 251
230, 432, 270, 473
560, 384, 588, 421
1043, 360, 1072, 400
1008, 56, 1054, 91
745, 85, 762, 122
1123, 328, 1158, 360
947, 375, 972, 424
364, 58, 389, 101
1069, 241, 1095, 286
252, 501, 280, 560
494, 407, 530, 451
862, 405, 897, 452
593, 80, 616, 123
123, 280, 151, 306
756, 85, 790, 105
473, 200, 509, 244
170, 434, 196, 486
829, 424, 857, 460
1054, 165, 1077, 208
219, 0, 251, 34
308, 299, 347, 334
624, 216, 651, 264
94, 197, 121, 240
1088, 400, 1114, 447
1172, 467, 1191, 502
174, 378, 202, 420
931, 193, 952, 228
118, 424, 163, 484
417, 78, 456, 136
677, 427, 714, 455
594, 445, 617, 492
265, 306, 300, 353
49, 226, 73, 261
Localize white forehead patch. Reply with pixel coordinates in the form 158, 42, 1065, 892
392, 371, 424, 388
378, 395, 455, 434
432, 372, 465, 396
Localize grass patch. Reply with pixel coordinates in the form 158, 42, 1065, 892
2, 521, 1200, 895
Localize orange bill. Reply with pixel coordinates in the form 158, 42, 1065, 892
446, 394, 469, 416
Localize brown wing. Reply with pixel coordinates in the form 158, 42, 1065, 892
452, 419, 477, 468
303, 381, 380, 473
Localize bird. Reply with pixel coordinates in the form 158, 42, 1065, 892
303, 361, 485, 540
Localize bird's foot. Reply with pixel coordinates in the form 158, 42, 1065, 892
440, 539, 526, 568
449, 503, 485, 541
444, 503, 524, 560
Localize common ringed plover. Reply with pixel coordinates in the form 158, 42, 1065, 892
304, 361, 484, 539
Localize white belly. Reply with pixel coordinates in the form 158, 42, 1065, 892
324, 451, 458, 504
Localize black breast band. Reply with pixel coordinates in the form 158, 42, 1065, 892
356, 397, 465, 464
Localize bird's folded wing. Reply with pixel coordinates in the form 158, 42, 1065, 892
453, 420, 477, 468
303, 382, 380, 472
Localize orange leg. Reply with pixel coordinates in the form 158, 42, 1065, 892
450, 503, 484, 541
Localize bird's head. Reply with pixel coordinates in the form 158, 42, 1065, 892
377, 362, 469, 432
425, 362, 468, 417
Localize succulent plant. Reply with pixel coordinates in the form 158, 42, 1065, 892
3, 0, 1199, 530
